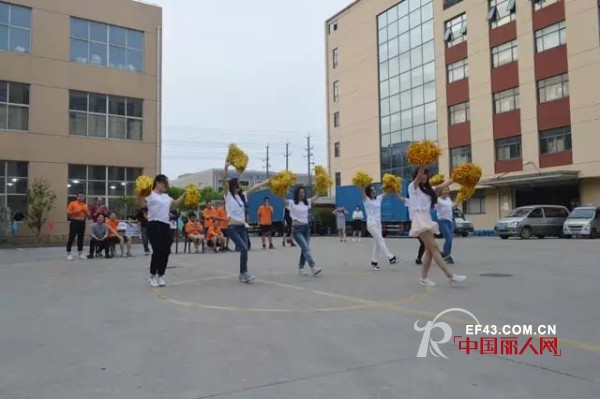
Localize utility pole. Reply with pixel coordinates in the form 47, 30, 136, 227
262, 144, 271, 178
305, 134, 315, 189
282, 142, 291, 171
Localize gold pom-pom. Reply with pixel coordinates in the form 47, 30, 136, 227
135, 175, 153, 197
269, 170, 297, 197
226, 144, 249, 174
456, 185, 476, 204
429, 174, 445, 187
352, 171, 373, 189
314, 165, 333, 193
183, 184, 201, 209
407, 140, 442, 166
382, 173, 402, 194
451, 163, 482, 188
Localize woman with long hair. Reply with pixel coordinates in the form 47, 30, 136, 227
361, 185, 399, 271
223, 162, 269, 283
280, 186, 322, 276
408, 167, 465, 286
143, 174, 185, 287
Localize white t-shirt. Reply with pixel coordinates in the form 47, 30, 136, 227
146, 192, 172, 224
364, 195, 383, 223
407, 182, 432, 213
352, 210, 364, 221
436, 197, 454, 221
287, 199, 311, 224
225, 192, 246, 223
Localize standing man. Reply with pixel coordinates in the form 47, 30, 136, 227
66, 192, 89, 261
258, 197, 274, 249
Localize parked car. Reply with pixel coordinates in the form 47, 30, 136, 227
563, 206, 600, 238
453, 208, 474, 237
495, 205, 570, 239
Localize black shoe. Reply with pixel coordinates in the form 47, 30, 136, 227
269, 243, 275, 249
415, 258, 423, 265
87, 254, 94, 259
371, 261, 380, 271
291, 243, 297, 247
444, 256, 455, 264
388, 256, 398, 264
262, 244, 267, 249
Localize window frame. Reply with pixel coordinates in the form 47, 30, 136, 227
0, 2, 32, 54
535, 21, 566, 53
334, 142, 341, 158
335, 172, 341, 187
488, 0, 516, 29
332, 48, 339, 69
493, 87, 520, 114
450, 145, 472, 170
333, 111, 340, 128
533, 0, 560, 11
0, 160, 29, 213
0, 80, 30, 131
448, 102, 470, 126
495, 136, 522, 161
539, 126, 572, 155
447, 58, 468, 83
329, 20, 338, 34
333, 80, 340, 102
491, 40, 518, 68
465, 193, 486, 215
444, 13, 467, 48
537, 73, 569, 104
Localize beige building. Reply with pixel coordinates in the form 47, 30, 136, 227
326, 0, 600, 229
0, 0, 161, 238
172, 169, 312, 192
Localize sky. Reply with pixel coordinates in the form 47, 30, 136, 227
152, 0, 353, 179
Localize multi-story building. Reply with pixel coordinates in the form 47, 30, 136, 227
326, 0, 600, 228
0, 0, 162, 237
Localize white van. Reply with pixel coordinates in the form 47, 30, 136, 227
563, 206, 600, 238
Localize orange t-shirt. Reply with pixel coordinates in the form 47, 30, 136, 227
106, 219, 119, 237
185, 221, 203, 236
207, 225, 222, 240
258, 205, 273, 225
217, 206, 228, 229
67, 201, 89, 220
203, 207, 218, 228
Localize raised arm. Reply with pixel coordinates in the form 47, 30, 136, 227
359, 187, 368, 202
171, 192, 185, 209
396, 193, 407, 204
433, 178, 454, 190
222, 162, 230, 196
412, 166, 426, 188
309, 192, 320, 203
246, 179, 270, 196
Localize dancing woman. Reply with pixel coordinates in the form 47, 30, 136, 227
361, 185, 399, 271
143, 174, 185, 287
408, 167, 466, 286
222, 161, 269, 283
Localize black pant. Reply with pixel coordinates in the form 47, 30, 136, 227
141, 226, 149, 252
66, 220, 86, 253
147, 221, 171, 276
417, 238, 425, 261
90, 238, 109, 257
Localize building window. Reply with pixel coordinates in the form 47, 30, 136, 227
68, 165, 143, 214
70, 17, 145, 72
488, 0, 516, 29
465, 192, 486, 214
0, 81, 29, 131
444, 13, 467, 48
493, 87, 519, 114
491, 40, 518, 68
535, 21, 566, 53
533, 0, 559, 11
447, 59, 468, 83
449, 102, 470, 125
69, 91, 143, 140
539, 127, 571, 155
333, 111, 340, 127
335, 172, 341, 186
333, 81, 340, 102
0, 2, 31, 54
537, 73, 568, 103
334, 142, 340, 158
0, 160, 28, 212
495, 137, 522, 161
328, 20, 338, 34
450, 146, 472, 170
444, 0, 464, 10
333, 48, 339, 68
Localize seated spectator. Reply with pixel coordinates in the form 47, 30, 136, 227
207, 219, 225, 253
88, 214, 110, 259
106, 212, 131, 258
185, 213, 205, 253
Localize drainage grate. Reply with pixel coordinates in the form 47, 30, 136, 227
479, 273, 513, 277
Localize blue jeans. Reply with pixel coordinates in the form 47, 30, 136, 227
227, 225, 248, 274
292, 224, 315, 268
438, 219, 454, 257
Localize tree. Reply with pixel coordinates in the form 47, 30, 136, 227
167, 186, 185, 199
26, 178, 57, 236
113, 196, 139, 218
200, 187, 223, 202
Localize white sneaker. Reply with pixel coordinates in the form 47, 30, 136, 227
157, 276, 166, 287
311, 266, 322, 276
149, 276, 159, 288
67, 254, 74, 261
352, 238, 356, 242
419, 277, 436, 286
79, 254, 87, 260
298, 268, 308, 276
449, 274, 467, 284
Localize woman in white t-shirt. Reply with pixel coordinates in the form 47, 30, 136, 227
351, 206, 364, 242
361, 185, 400, 270
222, 162, 270, 283
283, 186, 322, 276
408, 167, 465, 286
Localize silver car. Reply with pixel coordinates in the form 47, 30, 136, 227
563, 206, 600, 238
495, 205, 570, 239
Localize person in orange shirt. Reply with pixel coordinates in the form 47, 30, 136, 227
216, 203, 230, 251
207, 219, 225, 252
258, 197, 274, 249
185, 213, 205, 253
66, 192, 90, 261
202, 201, 218, 229
106, 212, 131, 258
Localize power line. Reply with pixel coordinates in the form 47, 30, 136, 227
261, 144, 271, 177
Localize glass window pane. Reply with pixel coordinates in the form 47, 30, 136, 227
69, 91, 87, 111
109, 45, 126, 69
399, 32, 410, 53
391, 113, 401, 132
0, 25, 8, 51
108, 181, 126, 197
379, 43, 388, 61
409, 9, 421, 28
421, 3, 433, 22
7, 161, 28, 177
424, 82, 436, 103
412, 86, 424, 106
422, 41, 434, 63
0, 104, 6, 129
108, 166, 125, 181
7, 106, 28, 130
127, 99, 143, 117
400, 91, 412, 110
387, 5, 398, 21
424, 102, 436, 123
69, 165, 87, 180
0, 178, 4, 194
381, 116, 391, 134
9, 83, 29, 104
9, 27, 30, 53
10, 6, 31, 28
127, 119, 142, 140
410, 46, 422, 68
71, 18, 88, 39
389, 76, 400, 95
411, 67, 423, 87
399, 72, 410, 92
88, 114, 106, 137
88, 166, 106, 180
398, 0, 409, 16
413, 105, 425, 125
423, 61, 435, 83
126, 49, 143, 72
0, 3, 8, 24
410, 26, 422, 47
89, 94, 107, 113
398, 16, 409, 34
401, 109, 412, 127
388, 38, 399, 59
127, 29, 144, 50
390, 94, 401, 114
89, 181, 106, 196
399, 52, 411, 72
109, 96, 126, 115
109, 26, 126, 46
421, 20, 433, 42
409, 0, 421, 12
379, 27, 387, 45
380, 81, 389, 98
70, 38, 88, 63
7, 195, 27, 213
380, 61, 389, 80
108, 116, 127, 139
413, 124, 425, 141
69, 111, 87, 136
401, 128, 413, 142
89, 41, 107, 66
388, 21, 399, 39
381, 99, 390, 116
90, 22, 107, 43
378, 12, 387, 27
389, 56, 399, 77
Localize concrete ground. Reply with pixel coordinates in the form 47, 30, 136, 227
0, 236, 598, 399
